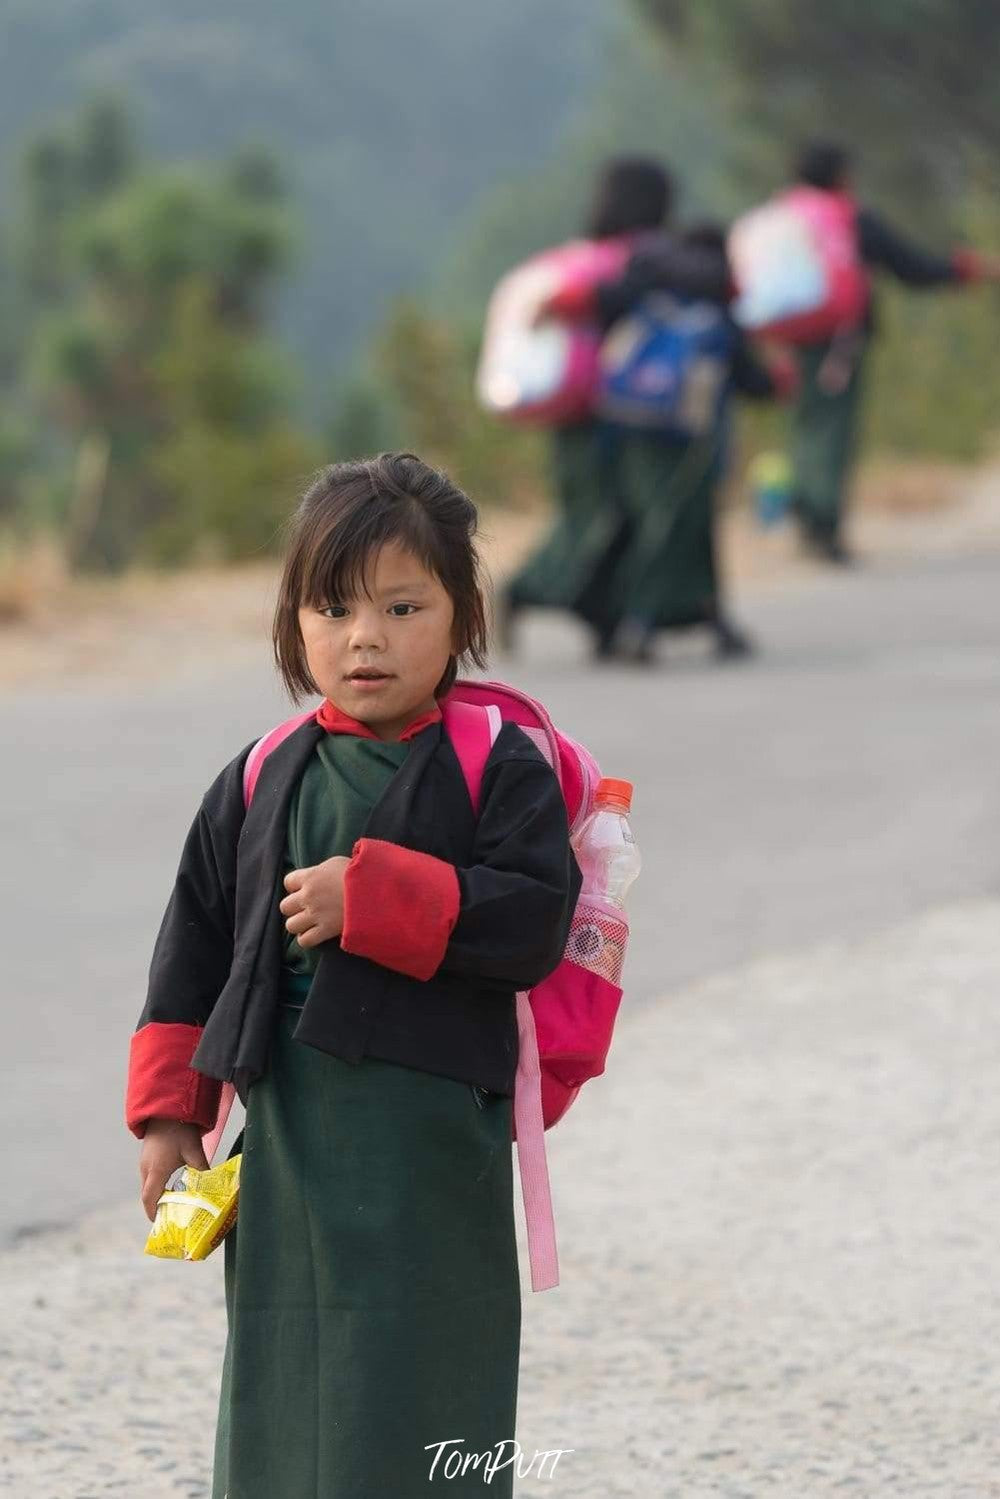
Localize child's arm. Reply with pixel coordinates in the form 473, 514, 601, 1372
126, 747, 248, 1144
730, 327, 798, 403
340, 729, 582, 990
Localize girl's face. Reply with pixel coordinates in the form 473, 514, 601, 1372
298, 541, 458, 741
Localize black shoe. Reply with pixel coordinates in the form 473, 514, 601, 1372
590, 627, 619, 662
614, 617, 657, 665
800, 528, 855, 566
820, 536, 856, 566
713, 615, 755, 660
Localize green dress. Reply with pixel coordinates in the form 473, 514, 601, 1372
595, 430, 721, 635
507, 421, 625, 614
789, 338, 868, 545
212, 733, 521, 1499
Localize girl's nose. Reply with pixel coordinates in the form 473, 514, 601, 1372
347, 609, 387, 651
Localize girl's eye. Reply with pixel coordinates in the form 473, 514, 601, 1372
320, 604, 349, 619
388, 603, 418, 617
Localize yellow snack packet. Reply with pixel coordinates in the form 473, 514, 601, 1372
144, 1154, 241, 1261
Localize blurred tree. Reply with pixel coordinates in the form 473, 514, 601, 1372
76, 95, 136, 199
21, 100, 314, 569
328, 373, 401, 462
16, 132, 79, 306
0, 0, 607, 381
635, 0, 1000, 220
0, 415, 36, 525
149, 279, 318, 562
370, 299, 544, 509
225, 145, 287, 205
13, 95, 134, 312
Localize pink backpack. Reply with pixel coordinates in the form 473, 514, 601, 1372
199, 680, 628, 1292
475, 237, 631, 424
728, 186, 870, 343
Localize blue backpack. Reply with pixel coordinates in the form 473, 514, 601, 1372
597, 292, 735, 437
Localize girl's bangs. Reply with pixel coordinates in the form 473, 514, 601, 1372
299, 499, 441, 607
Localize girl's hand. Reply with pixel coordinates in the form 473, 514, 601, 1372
139, 1119, 209, 1222
280, 856, 349, 949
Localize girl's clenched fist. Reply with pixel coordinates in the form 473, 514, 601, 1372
279, 855, 349, 948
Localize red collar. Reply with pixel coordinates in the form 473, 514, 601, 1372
316, 698, 442, 743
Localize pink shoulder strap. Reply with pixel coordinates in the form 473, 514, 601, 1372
443, 698, 560, 1292
242, 709, 319, 806
440, 698, 502, 814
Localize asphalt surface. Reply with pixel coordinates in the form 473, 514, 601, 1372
2, 547, 999, 1246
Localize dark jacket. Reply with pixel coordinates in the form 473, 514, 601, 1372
856, 206, 961, 336
729, 321, 783, 400
595, 230, 731, 333
126, 717, 581, 1135
857, 207, 960, 287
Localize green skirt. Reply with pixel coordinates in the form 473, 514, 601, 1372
603, 430, 721, 631
507, 421, 624, 614
212, 1000, 521, 1499
790, 339, 868, 543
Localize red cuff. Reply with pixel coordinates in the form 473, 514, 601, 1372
951, 248, 983, 283
125, 1021, 223, 1139
341, 838, 461, 981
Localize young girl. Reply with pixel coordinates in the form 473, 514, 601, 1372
125, 452, 581, 1498
592, 220, 795, 664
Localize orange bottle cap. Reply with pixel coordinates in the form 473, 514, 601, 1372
595, 777, 633, 810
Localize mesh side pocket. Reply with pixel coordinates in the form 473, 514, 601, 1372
565, 897, 628, 987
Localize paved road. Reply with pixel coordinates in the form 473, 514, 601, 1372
2, 548, 999, 1245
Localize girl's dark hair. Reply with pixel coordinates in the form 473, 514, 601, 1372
795, 140, 852, 192
586, 155, 673, 239
273, 452, 490, 703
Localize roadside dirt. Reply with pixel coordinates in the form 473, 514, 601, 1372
1, 459, 996, 692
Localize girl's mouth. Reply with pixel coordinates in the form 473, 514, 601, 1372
346, 669, 392, 686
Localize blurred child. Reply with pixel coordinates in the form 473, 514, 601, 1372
595, 222, 796, 663
499, 156, 731, 657
781, 140, 1000, 563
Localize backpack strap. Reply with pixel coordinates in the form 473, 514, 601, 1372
242, 708, 319, 807
440, 698, 502, 815
201, 1084, 237, 1169
442, 698, 560, 1292
513, 992, 560, 1291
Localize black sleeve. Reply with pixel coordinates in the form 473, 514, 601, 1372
728, 325, 778, 399
857, 207, 960, 287
438, 729, 582, 991
136, 744, 252, 1030
595, 236, 731, 329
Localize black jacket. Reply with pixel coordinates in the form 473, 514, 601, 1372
134, 718, 581, 1106
856, 206, 960, 336
857, 207, 959, 287
595, 230, 731, 333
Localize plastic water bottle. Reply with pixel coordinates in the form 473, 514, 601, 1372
572, 778, 641, 909
569, 779, 640, 983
